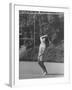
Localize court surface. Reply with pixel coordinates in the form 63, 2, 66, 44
19, 61, 64, 79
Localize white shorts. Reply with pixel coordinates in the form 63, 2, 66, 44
38, 55, 43, 61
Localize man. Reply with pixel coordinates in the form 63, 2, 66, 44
38, 34, 49, 76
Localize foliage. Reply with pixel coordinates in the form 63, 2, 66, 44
19, 11, 64, 62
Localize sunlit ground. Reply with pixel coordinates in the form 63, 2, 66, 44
19, 61, 64, 79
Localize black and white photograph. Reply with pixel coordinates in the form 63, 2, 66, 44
19, 10, 64, 79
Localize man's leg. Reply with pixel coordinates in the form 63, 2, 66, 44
38, 61, 47, 74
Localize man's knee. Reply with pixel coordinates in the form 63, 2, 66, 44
38, 61, 43, 65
